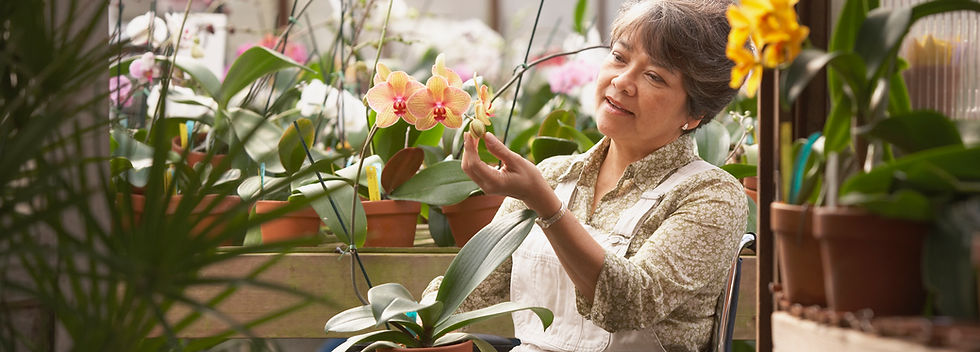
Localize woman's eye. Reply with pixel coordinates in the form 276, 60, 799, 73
646, 73, 663, 83
611, 53, 625, 63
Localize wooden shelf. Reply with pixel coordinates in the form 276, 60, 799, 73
772, 312, 955, 352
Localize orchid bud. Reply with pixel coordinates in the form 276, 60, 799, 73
469, 119, 486, 139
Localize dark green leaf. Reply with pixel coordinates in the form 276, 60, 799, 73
531, 136, 578, 163
388, 161, 480, 206
219, 46, 312, 108
166, 56, 222, 99
521, 85, 556, 119
433, 302, 553, 339
278, 118, 315, 175
435, 209, 537, 324
301, 182, 367, 247
823, 96, 852, 153
427, 206, 455, 247
866, 110, 962, 154
840, 189, 933, 221
538, 110, 575, 137
841, 145, 980, 196
230, 108, 285, 173
721, 163, 757, 179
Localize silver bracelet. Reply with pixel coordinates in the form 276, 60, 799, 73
534, 202, 567, 229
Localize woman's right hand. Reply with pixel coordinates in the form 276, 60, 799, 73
460, 132, 561, 216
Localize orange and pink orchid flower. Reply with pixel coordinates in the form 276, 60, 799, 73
474, 84, 494, 126
365, 63, 425, 128
407, 75, 471, 130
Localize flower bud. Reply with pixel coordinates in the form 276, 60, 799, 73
469, 119, 486, 139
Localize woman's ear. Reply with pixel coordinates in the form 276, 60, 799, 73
685, 116, 704, 130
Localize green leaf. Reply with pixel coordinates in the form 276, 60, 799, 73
388, 161, 480, 206
109, 56, 137, 77
887, 65, 912, 115
278, 118, 315, 175
841, 145, 980, 196
381, 147, 424, 193
694, 120, 730, 167
326, 330, 420, 352
366, 283, 437, 326
373, 119, 411, 162
166, 55, 221, 99
855, 7, 912, 81
433, 302, 553, 339
866, 110, 962, 154
304, 183, 367, 247
782, 50, 865, 107
531, 136, 578, 164
229, 108, 285, 173
521, 85, 556, 119
435, 209, 537, 324
840, 188, 933, 221
508, 125, 538, 157
573, 0, 588, 35
323, 305, 377, 332
823, 96, 852, 154
427, 206, 455, 247
413, 123, 445, 147
538, 110, 575, 137
721, 163, 757, 179
557, 125, 595, 152
218, 46, 312, 108
827, 0, 874, 103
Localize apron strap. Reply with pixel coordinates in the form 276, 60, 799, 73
612, 160, 716, 236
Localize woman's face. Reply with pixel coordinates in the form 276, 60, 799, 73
593, 36, 698, 153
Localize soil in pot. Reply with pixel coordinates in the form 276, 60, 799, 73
125, 193, 243, 244
362, 200, 421, 247
770, 202, 825, 307
171, 135, 225, 168
441, 194, 505, 247
254, 200, 322, 244
814, 206, 929, 316
379, 340, 473, 352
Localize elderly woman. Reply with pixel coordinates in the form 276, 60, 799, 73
455, 0, 747, 351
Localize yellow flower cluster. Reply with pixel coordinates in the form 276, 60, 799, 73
726, 0, 810, 97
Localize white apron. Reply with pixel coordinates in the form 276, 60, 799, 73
510, 160, 714, 352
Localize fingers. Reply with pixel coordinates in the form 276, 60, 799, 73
461, 133, 494, 186
482, 132, 519, 165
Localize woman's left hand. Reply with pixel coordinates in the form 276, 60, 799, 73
461, 132, 558, 215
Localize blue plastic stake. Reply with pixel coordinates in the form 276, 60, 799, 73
789, 132, 821, 204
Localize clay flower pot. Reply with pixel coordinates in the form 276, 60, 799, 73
362, 200, 421, 247
253, 200, 321, 244
814, 206, 929, 315
770, 202, 825, 306
441, 194, 505, 247
743, 176, 758, 203
125, 193, 242, 244
171, 135, 225, 168
380, 340, 473, 352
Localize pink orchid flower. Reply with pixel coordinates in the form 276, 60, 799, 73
109, 76, 134, 108
365, 65, 425, 128
407, 75, 471, 130
129, 52, 157, 82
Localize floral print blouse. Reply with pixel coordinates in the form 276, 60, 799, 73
428, 134, 748, 352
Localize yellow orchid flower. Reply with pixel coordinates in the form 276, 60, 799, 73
728, 46, 763, 98
365, 65, 425, 128
432, 53, 463, 88
407, 75, 471, 130
725, 0, 808, 94
474, 84, 494, 126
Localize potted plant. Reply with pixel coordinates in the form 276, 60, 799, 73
730, 0, 980, 314
323, 209, 553, 351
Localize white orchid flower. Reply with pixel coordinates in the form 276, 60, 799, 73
125, 11, 168, 47
147, 84, 216, 119
297, 79, 329, 117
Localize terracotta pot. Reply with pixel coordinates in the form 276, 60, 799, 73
171, 135, 225, 168
770, 202, 825, 306
814, 206, 930, 315
380, 340, 473, 352
441, 195, 506, 247
743, 176, 758, 203
254, 200, 321, 244
362, 200, 421, 247
125, 193, 242, 244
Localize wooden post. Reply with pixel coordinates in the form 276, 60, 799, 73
757, 68, 778, 352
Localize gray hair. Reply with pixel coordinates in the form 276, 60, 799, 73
610, 0, 737, 131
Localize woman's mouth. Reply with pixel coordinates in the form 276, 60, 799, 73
604, 97, 634, 115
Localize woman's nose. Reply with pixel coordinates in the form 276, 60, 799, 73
610, 70, 636, 96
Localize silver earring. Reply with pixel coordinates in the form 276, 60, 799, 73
682, 123, 689, 131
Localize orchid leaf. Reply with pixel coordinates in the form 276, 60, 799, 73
218, 46, 312, 107
323, 305, 376, 332
823, 96, 852, 154
435, 209, 537, 324
278, 118, 315, 175
302, 183, 366, 247
839, 188, 933, 221
381, 147, 424, 193
366, 283, 417, 322
433, 301, 553, 339
388, 160, 479, 206
538, 110, 575, 137
841, 145, 980, 196
866, 110, 962, 154
521, 85, 556, 119
721, 163, 757, 179
694, 120, 730, 167
573, 0, 588, 35
530, 136, 578, 163
327, 330, 420, 352
229, 108, 286, 173
361, 341, 405, 352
